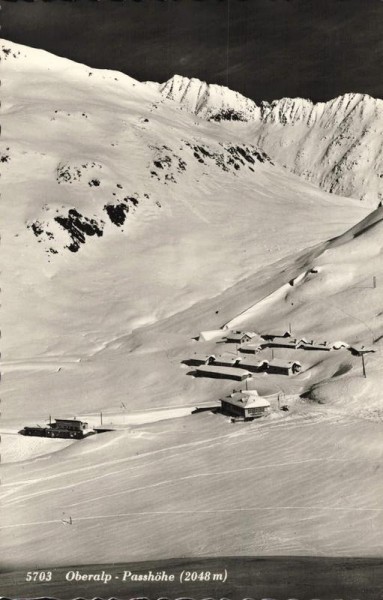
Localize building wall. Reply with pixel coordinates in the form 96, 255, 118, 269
267, 366, 291, 376
221, 401, 245, 417
246, 407, 268, 418
53, 421, 84, 431
221, 402, 268, 418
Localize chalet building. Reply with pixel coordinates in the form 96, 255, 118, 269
220, 390, 271, 420
266, 359, 302, 376
195, 365, 252, 381
238, 357, 269, 373
187, 353, 216, 366
213, 353, 242, 368
224, 331, 259, 344
262, 330, 292, 341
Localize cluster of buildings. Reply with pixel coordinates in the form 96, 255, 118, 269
189, 330, 375, 383
187, 328, 375, 421
191, 355, 301, 380
188, 330, 305, 381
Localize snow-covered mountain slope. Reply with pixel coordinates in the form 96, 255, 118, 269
146, 73, 261, 121
153, 75, 383, 205
1, 38, 367, 363
3, 40, 383, 568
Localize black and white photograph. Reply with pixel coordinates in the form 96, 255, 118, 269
1, 0, 383, 597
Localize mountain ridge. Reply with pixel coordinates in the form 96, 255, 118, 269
150, 74, 383, 204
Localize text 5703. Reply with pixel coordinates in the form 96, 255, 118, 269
25, 571, 52, 582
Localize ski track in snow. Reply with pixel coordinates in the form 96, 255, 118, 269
3, 504, 383, 532
1, 410, 356, 508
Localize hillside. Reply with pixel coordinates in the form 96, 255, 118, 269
1, 39, 383, 570
0, 38, 366, 364
152, 75, 383, 205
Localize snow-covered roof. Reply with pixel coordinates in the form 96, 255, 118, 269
199, 330, 225, 341
331, 340, 349, 349
225, 331, 258, 341
267, 337, 299, 346
221, 391, 270, 409
350, 344, 375, 354
214, 353, 242, 365
239, 347, 263, 355
299, 339, 331, 349
239, 357, 269, 367
240, 335, 264, 343
263, 331, 292, 338
268, 359, 301, 368
190, 353, 215, 361
196, 365, 251, 378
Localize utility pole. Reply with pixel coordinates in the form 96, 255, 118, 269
362, 354, 367, 378
100, 411, 103, 425
373, 276, 376, 289
288, 322, 292, 335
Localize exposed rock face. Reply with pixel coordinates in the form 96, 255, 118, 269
54, 209, 104, 253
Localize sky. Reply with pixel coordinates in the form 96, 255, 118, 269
2, 0, 383, 102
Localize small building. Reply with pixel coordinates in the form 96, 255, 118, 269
195, 365, 252, 381
19, 425, 47, 438
198, 330, 225, 342
266, 359, 302, 376
213, 353, 242, 368
20, 418, 89, 440
224, 331, 259, 344
238, 357, 269, 373
265, 337, 300, 349
262, 330, 292, 341
299, 339, 331, 351
239, 342, 263, 354
51, 418, 88, 431
220, 390, 271, 420
331, 341, 349, 350
187, 353, 216, 366
349, 344, 376, 356
50, 418, 89, 433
